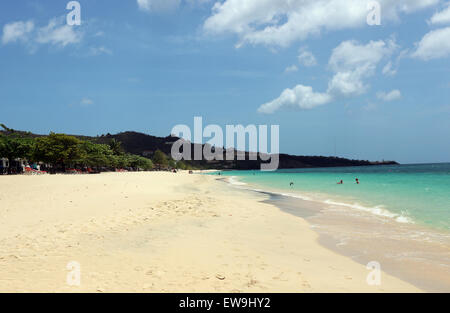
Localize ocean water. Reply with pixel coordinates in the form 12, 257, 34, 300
215, 163, 450, 231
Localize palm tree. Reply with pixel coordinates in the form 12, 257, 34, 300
109, 139, 124, 155
0, 123, 13, 133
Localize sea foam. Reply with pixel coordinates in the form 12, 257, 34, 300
224, 175, 414, 225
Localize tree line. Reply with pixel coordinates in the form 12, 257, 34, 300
0, 125, 189, 174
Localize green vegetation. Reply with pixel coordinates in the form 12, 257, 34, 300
176, 160, 187, 170
108, 138, 124, 155
79, 140, 114, 168
0, 125, 34, 170
152, 150, 169, 167
150, 150, 192, 170
33, 133, 84, 170
126, 154, 154, 170
0, 125, 154, 174
0, 135, 34, 164
168, 159, 176, 169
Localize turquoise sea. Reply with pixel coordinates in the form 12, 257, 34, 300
215, 163, 450, 231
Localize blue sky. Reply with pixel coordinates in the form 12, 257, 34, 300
1, 0, 449, 164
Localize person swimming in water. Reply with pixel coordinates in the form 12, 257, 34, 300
337, 180, 343, 185
355, 178, 360, 184
290, 182, 294, 187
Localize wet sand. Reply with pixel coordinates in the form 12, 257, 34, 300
263, 191, 450, 292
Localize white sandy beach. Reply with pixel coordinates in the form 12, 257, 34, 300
0, 172, 421, 292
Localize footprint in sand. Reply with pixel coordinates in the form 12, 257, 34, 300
301, 281, 312, 289
247, 279, 258, 287
215, 274, 226, 280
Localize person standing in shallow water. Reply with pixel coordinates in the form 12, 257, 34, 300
356, 178, 360, 184
337, 180, 343, 184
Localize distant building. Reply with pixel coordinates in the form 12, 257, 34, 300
1, 158, 9, 168
0, 158, 9, 174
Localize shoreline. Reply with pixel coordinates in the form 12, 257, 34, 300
219, 176, 450, 292
0, 172, 421, 292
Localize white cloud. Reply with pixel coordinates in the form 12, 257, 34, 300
382, 49, 408, 76
412, 26, 450, 60
284, 65, 298, 73
89, 46, 113, 56
137, 0, 151, 11
204, 0, 439, 47
298, 48, 317, 67
259, 39, 398, 113
137, 0, 210, 12
327, 39, 397, 96
2, 20, 34, 45
328, 39, 397, 73
258, 85, 332, 114
80, 98, 94, 106
283, 48, 316, 73
429, 4, 450, 25
328, 68, 370, 96
382, 61, 397, 76
2, 17, 83, 50
364, 102, 378, 111
36, 18, 83, 47
377, 89, 402, 101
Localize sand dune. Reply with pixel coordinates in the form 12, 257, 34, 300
0, 172, 420, 292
